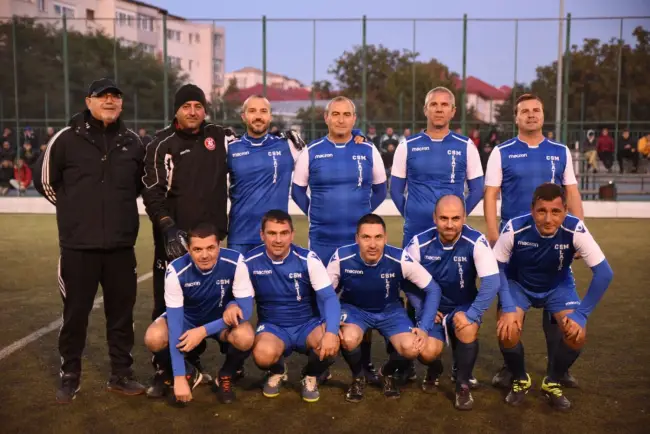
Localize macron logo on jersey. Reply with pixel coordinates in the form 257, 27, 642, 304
184, 281, 200, 287
518, 241, 539, 247
232, 151, 250, 158
412, 146, 430, 152
344, 269, 364, 275
315, 153, 333, 159
253, 269, 273, 275
509, 154, 528, 159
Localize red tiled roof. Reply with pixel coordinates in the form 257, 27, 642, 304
454, 76, 511, 100
224, 84, 326, 102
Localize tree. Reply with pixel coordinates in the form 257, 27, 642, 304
0, 17, 187, 130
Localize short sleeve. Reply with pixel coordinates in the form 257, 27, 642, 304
473, 235, 500, 277
292, 149, 310, 187
390, 138, 407, 178
466, 139, 484, 180
371, 145, 387, 184
572, 221, 606, 268
164, 266, 184, 308
232, 255, 255, 298
401, 250, 433, 289
492, 220, 515, 263
562, 147, 578, 185
404, 236, 421, 263
484, 146, 503, 187
307, 252, 333, 291
325, 249, 341, 289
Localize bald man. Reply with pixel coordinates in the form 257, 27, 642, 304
404, 195, 501, 410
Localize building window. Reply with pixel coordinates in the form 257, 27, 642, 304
213, 33, 222, 49
189, 34, 193, 44
86, 9, 94, 21
167, 56, 182, 68
188, 60, 193, 71
195, 33, 200, 44
38, 0, 46, 12
137, 14, 154, 32
53, 3, 75, 18
166, 29, 181, 42
213, 58, 223, 84
116, 11, 136, 27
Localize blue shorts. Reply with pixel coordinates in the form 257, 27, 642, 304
509, 279, 581, 314
256, 317, 323, 357
158, 312, 228, 352
308, 242, 338, 266
227, 243, 260, 255
341, 303, 413, 339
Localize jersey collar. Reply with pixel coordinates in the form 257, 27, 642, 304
265, 247, 292, 264
436, 232, 462, 250
533, 223, 559, 239
422, 130, 452, 142
192, 258, 218, 275
325, 135, 353, 148
243, 133, 269, 147
516, 136, 546, 148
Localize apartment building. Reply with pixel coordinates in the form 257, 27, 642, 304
220, 67, 305, 94
1, 0, 225, 98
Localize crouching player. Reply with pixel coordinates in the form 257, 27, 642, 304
326, 214, 441, 401
143, 223, 255, 404
245, 210, 341, 403
405, 195, 501, 410
493, 183, 613, 410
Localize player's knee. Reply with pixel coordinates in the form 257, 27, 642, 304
419, 338, 443, 363
455, 324, 479, 344
229, 323, 255, 351
340, 329, 363, 351
563, 328, 587, 351
253, 341, 282, 368
499, 333, 521, 349
144, 323, 168, 352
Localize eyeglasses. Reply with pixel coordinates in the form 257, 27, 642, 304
92, 93, 123, 101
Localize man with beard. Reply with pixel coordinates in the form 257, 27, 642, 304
142, 84, 235, 396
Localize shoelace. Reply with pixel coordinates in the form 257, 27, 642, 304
512, 379, 530, 393
267, 373, 284, 388
219, 376, 232, 392
303, 376, 317, 392
544, 381, 564, 397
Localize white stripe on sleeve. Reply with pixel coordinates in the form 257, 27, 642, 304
307, 252, 333, 291
492, 221, 514, 263
401, 250, 433, 289
390, 138, 408, 178
292, 148, 310, 187
405, 236, 421, 263
232, 254, 255, 298
466, 139, 484, 180
326, 249, 341, 289
572, 221, 606, 268
164, 266, 184, 308
563, 147, 578, 185
484, 146, 503, 187
371, 145, 387, 184
473, 235, 500, 277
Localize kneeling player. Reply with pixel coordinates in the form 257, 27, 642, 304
493, 183, 613, 410
405, 195, 501, 410
143, 223, 255, 404
327, 214, 441, 401
245, 210, 340, 403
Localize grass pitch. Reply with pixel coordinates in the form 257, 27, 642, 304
0, 214, 648, 434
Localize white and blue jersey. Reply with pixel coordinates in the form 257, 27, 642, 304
327, 243, 439, 337
391, 132, 483, 245
485, 137, 577, 223
227, 134, 300, 247
164, 248, 254, 376
406, 225, 500, 327
292, 137, 386, 257
493, 214, 606, 312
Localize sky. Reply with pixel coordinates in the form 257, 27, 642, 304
152, 0, 650, 89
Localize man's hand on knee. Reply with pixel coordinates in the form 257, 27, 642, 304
176, 326, 207, 353
411, 327, 428, 353
497, 311, 522, 343
561, 315, 586, 346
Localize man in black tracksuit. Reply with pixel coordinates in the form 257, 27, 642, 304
33, 78, 146, 404
141, 84, 233, 397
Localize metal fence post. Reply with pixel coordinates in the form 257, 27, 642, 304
412, 19, 416, 132
62, 14, 70, 121
262, 15, 267, 98
512, 19, 518, 136
614, 18, 624, 163
113, 18, 118, 82
311, 20, 316, 139
362, 15, 367, 133
163, 12, 169, 125
562, 13, 571, 146
461, 14, 467, 135
12, 17, 21, 157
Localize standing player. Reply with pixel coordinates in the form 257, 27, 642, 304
227, 95, 365, 254
484, 93, 585, 388
405, 195, 501, 410
493, 183, 613, 410
390, 86, 484, 248
327, 214, 442, 401
142, 84, 235, 385
244, 210, 341, 403
143, 223, 255, 404
291, 96, 386, 380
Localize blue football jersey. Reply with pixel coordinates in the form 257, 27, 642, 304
292, 137, 386, 247
493, 213, 606, 294
391, 132, 483, 243
326, 243, 432, 312
485, 137, 577, 222
164, 247, 253, 327
244, 244, 333, 327
406, 225, 499, 313
227, 134, 300, 244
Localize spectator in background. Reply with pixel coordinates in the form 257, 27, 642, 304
0, 159, 13, 196
366, 125, 381, 149
547, 130, 555, 141
23, 127, 38, 148
382, 138, 398, 179
470, 128, 481, 148
1, 140, 16, 162
638, 132, 650, 170
2, 128, 13, 148
582, 129, 598, 173
380, 127, 399, 151
454, 127, 463, 135
138, 128, 152, 146
597, 127, 615, 172
269, 125, 279, 135
400, 128, 412, 141
480, 130, 499, 171
617, 129, 639, 173
22, 142, 39, 168
42, 127, 56, 147
10, 158, 32, 196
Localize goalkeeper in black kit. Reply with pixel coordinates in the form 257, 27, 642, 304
141, 84, 236, 397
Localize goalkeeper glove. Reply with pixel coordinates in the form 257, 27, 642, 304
160, 217, 188, 260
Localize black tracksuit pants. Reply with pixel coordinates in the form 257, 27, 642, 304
58, 247, 137, 377
151, 226, 167, 322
